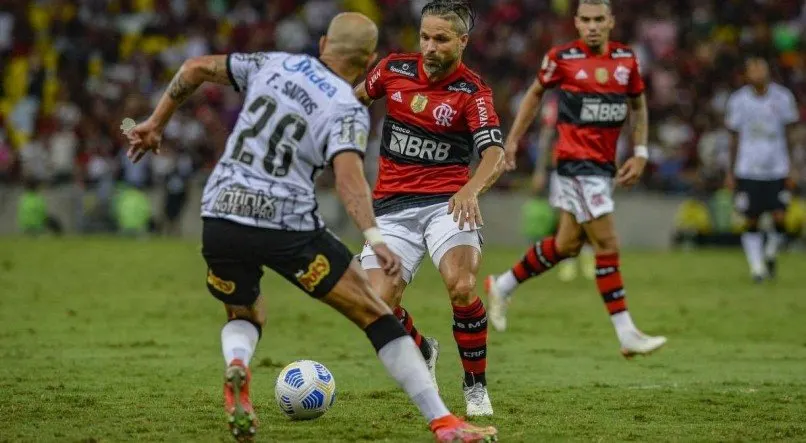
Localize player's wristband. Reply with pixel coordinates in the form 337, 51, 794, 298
634, 145, 649, 159
363, 227, 385, 246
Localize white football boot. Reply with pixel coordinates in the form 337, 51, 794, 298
619, 330, 668, 358
464, 382, 494, 416
484, 275, 509, 332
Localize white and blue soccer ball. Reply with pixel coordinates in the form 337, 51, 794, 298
274, 360, 336, 420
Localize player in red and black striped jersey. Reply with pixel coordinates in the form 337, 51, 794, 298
485, 0, 667, 358
355, 0, 504, 418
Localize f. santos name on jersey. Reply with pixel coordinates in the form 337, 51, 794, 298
389, 123, 452, 161
213, 187, 276, 221
282, 57, 338, 98
580, 98, 628, 123
281, 81, 318, 115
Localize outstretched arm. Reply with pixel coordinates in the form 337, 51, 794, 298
150, 55, 232, 128
124, 55, 233, 162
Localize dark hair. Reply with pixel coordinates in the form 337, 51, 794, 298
421, 0, 477, 33
578, 0, 612, 9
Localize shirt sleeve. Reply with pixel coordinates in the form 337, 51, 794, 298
465, 87, 503, 154
537, 49, 562, 89
226, 52, 273, 92
364, 56, 389, 100
627, 55, 645, 96
724, 93, 741, 131
325, 103, 371, 163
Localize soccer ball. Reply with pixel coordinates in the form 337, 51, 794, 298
274, 360, 336, 420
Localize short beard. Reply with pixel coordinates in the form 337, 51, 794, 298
423, 51, 459, 77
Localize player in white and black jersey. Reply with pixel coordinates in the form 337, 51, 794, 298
123, 12, 497, 443
725, 57, 800, 282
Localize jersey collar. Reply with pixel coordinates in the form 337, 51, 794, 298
577, 39, 610, 58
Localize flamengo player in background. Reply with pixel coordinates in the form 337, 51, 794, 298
484, 0, 667, 358
531, 91, 596, 282
355, 0, 504, 416
725, 57, 800, 282
123, 13, 497, 443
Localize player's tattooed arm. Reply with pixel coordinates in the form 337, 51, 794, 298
150, 56, 231, 128
628, 93, 649, 148
332, 152, 378, 232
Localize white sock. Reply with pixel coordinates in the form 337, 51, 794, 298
612, 311, 637, 340
764, 231, 784, 260
741, 232, 766, 275
221, 320, 259, 366
377, 336, 450, 422
494, 270, 519, 298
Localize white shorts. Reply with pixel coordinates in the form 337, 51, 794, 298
552, 174, 615, 223
360, 201, 482, 284
548, 170, 563, 209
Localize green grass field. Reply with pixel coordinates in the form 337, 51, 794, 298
1, 237, 805, 442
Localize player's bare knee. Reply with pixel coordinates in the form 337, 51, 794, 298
340, 268, 392, 328
591, 234, 619, 255
556, 236, 583, 257
446, 273, 476, 306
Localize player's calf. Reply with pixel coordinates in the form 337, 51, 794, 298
323, 263, 460, 428
365, 268, 435, 361
220, 304, 264, 442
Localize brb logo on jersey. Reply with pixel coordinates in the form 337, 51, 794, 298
296, 254, 331, 293
389, 123, 451, 161
580, 98, 628, 123
433, 103, 457, 127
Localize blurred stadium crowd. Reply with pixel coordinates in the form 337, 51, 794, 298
1, 0, 805, 238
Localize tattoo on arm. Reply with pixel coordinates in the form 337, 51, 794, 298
167, 56, 230, 104
198, 56, 231, 84
167, 72, 196, 103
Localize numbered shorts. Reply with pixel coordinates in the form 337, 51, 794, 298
201, 217, 354, 306
734, 178, 790, 217
359, 202, 482, 284
553, 175, 615, 223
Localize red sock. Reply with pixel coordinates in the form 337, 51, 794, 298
511, 237, 566, 283
393, 306, 432, 360
595, 253, 627, 315
452, 297, 487, 386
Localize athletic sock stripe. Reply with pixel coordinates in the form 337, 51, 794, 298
452, 299, 485, 318
453, 333, 487, 348
596, 274, 623, 293
601, 288, 626, 302
606, 298, 627, 314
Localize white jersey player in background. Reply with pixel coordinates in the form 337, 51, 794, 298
725, 57, 800, 282
122, 12, 497, 443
